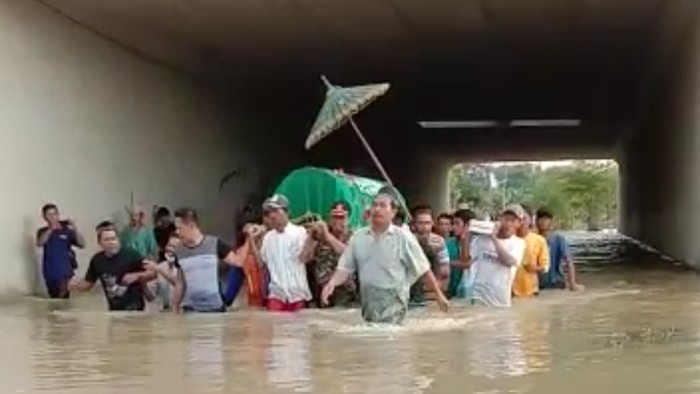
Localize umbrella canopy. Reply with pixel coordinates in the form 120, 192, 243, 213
305, 76, 390, 149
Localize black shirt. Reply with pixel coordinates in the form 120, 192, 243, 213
85, 248, 146, 311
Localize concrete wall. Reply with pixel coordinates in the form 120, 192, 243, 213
622, 0, 700, 266
0, 0, 260, 295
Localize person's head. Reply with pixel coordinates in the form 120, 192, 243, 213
412, 205, 434, 236
535, 208, 554, 233
155, 206, 171, 226
499, 204, 525, 238
518, 204, 534, 235
436, 213, 453, 237
328, 200, 350, 233
95, 220, 120, 255
41, 203, 60, 226
371, 193, 397, 228
129, 205, 146, 226
174, 207, 200, 243
453, 208, 476, 237
165, 233, 180, 253
262, 194, 290, 230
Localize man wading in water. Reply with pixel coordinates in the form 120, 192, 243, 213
321, 192, 449, 324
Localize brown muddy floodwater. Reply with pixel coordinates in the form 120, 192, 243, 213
2, 232, 700, 394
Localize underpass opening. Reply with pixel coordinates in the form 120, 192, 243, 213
448, 159, 619, 231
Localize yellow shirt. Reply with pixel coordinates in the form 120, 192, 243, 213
512, 232, 550, 298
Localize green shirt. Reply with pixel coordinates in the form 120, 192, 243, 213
120, 226, 157, 258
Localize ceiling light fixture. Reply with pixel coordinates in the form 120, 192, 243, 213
509, 119, 581, 127
417, 120, 499, 129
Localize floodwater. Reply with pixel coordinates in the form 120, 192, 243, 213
2, 233, 700, 394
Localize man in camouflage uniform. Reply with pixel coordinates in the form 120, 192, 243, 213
300, 201, 357, 307
409, 206, 451, 305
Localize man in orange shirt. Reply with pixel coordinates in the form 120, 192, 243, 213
513, 205, 550, 298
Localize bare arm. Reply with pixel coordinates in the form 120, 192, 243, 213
71, 225, 86, 249
421, 269, 443, 294
222, 251, 244, 267
324, 232, 347, 255
490, 236, 518, 267
299, 233, 318, 264
68, 278, 95, 292
452, 235, 473, 268
156, 263, 178, 286
327, 269, 352, 288
171, 269, 186, 313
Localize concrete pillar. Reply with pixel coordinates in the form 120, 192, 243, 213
625, 0, 700, 266
392, 153, 452, 213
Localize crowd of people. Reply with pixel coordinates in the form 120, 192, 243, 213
35, 187, 583, 324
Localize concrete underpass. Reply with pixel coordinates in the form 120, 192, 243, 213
1, 0, 699, 294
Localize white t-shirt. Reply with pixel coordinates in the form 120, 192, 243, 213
260, 223, 311, 303
469, 234, 526, 307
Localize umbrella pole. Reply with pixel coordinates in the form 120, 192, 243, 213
348, 116, 394, 186
347, 117, 412, 221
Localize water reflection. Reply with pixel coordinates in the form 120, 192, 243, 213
265, 317, 313, 392
0, 233, 699, 393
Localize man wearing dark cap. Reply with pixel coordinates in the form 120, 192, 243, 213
321, 190, 449, 324
469, 204, 527, 307
258, 194, 312, 312
300, 201, 357, 307
536, 208, 584, 291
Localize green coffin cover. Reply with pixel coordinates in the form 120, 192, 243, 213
273, 166, 402, 229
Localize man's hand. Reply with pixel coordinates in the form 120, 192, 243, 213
428, 234, 444, 250
143, 260, 159, 272
65, 218, 76, 231
67, 277, 80, 292
320, 282, 335, 305
316, 221, 329, 240
435, 291, 450, 312
121, 273, 141, 285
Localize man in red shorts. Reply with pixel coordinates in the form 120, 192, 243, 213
258, 194, 311, 312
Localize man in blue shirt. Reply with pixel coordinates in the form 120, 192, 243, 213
36, 203, 85, 298
535, 208, 584, 291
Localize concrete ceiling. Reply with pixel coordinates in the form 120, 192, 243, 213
38, 0, 668, 156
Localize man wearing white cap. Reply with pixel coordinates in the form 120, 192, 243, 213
258, 194, 312, 312
469, 204, 527, 307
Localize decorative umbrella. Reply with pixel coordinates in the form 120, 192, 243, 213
306, 75, 394, 186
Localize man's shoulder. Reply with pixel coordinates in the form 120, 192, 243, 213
89, 251, 107, 264
526, 232, 548, 245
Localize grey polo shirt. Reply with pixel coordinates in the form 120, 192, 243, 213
338, 224, 430, 324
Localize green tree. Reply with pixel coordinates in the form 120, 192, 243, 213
449, 160, 619, 230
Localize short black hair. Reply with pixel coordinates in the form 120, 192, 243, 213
330, 200, 351, 215
155, 206, 171, 219
174, 207, 199, 224
437, 213, 453, 222
94, 220, 117, 241
412, 204, 432, 218
453, 209, 477, 223
375, 186, 400, 209
41, 203, 58, 216
536, 208, 554, 219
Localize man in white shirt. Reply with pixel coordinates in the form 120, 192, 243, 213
258, 194, 311, 312
470, 204, 527, 307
